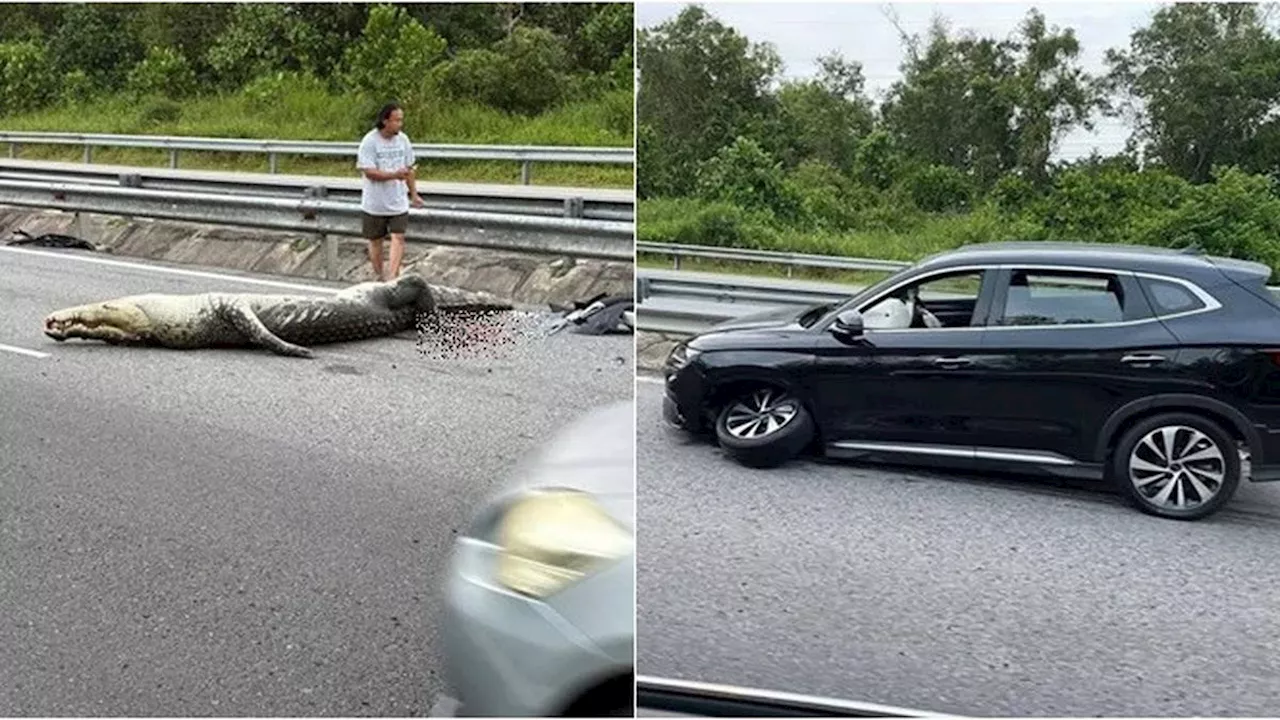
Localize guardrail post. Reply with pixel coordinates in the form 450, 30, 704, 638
119, 173, 142, 222
520, 161, 531, 185
673, 254, 681, 271
637, 276, 651, 301
8, 142, 17, 158
318, 231, 337, 280
269, 152, 278, 174
169, 149, 178, 169
564, 196, 585, 218
305, 185, 337, 279
83, 145, 93, 164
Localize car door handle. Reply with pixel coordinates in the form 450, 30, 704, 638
933, 356, 972, 368
1121, 354, 1166, 365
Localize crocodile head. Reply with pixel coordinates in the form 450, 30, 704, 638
44, 297, 154, 344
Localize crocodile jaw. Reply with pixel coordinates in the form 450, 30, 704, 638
44, 299, 152, 343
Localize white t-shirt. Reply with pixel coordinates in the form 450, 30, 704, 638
356, 128, 416, 215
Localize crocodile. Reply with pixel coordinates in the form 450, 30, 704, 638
42, 274, 512, 358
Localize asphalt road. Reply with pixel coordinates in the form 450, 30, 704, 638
635, 376, 1280, 718
0, 246, 633, 717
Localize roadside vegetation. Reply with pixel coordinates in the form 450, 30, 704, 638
0, 3, 634, 188
638, 4, 1280, 277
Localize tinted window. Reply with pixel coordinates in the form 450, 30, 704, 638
1140, 277, 1205, 316
999, 271, 1125, 326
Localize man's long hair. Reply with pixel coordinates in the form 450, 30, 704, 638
375, 102, 402, 130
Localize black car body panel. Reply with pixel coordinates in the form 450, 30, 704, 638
661, 242, 1280, 494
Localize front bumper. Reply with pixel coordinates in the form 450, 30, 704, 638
661, 359, 709, 434
436, 537, 633, 717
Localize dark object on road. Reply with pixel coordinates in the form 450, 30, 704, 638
7, 229, 99, 251
43, 274, 510, 358
549, 293, 634, 335
662, 241, 1280, 521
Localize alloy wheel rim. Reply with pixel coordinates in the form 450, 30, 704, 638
1129, 425, 1226, 511
724, 389, 798, 439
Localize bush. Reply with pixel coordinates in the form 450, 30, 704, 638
695, 136, 801, 222
1024, 166, 1191, 245
437, 26, 572, 115
853, 130, 903, 192
204, 4, 323, 90
906, 164, 975, 213
50, 4, 142, 92
61, 70, 94, 106
125, 46, 197, 99
0, 40, 57, 114
989, 174, 1038, 214
1135, 167, 1280, 273
638, 198, 780, 250
338, 4, 448, 105
783, 160, 875, 231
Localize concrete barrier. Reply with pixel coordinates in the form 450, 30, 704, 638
0, 207, 633, 307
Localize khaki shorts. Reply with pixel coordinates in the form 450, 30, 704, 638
362, 212, 409, 239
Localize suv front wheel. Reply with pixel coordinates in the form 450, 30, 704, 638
1112, 412, 1242, 520
715, 387, 814, 469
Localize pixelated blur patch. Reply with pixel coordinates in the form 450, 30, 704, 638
414, 309, 548, 361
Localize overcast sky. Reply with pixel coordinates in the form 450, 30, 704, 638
636, 1, 1175, 160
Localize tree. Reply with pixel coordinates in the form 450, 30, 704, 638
1010, 10, 1097, 186
769, 53, 875, 174
204, 4, 326, 89
50, 4, 145, 92
637, 5, 782, 197
882, 10, 1098, 189
1105, 3, 1280, 183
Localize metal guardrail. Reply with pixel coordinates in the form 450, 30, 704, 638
0, 160, 633, 221
0, 179, 634, 274
637, 241, 910, 274
635, 243, 911, 335
0, 131, 634, 184
635, 268, 867, 335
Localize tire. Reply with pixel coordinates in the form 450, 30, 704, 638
1111, 412, 1241, 520
714, 386, 814, 469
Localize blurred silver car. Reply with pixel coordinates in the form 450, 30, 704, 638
432, 400, 635, 717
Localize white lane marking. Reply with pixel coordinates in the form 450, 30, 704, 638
0, 246, 339, 294
0, 343, 50, 359
637, 375, 664, 385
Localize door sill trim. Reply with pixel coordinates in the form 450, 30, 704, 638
827, 441, 1079, 466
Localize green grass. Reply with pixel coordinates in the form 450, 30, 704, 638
638, 196, 1025, 264
0, 89, 634, 188
637, 253, 893, 286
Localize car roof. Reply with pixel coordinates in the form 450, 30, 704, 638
916, 241, 1272, 282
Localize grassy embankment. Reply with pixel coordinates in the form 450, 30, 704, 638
636, 196, 1006, 285
0, 89, 634, 189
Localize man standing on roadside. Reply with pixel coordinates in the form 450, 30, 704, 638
358, 102, 425, 281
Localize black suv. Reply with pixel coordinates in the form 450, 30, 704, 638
661, 241, 1280, 520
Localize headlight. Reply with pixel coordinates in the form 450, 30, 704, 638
494, 489, 632, 599
666, 342, 701, 371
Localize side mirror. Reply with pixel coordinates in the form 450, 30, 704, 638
830, 309, 864, 340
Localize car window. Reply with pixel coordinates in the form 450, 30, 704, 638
861, 270, 986, 330
1138, 276, 1206, 316
997, 270, 1126, 326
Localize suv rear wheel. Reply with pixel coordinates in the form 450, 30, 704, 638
714, 387, 814, 468
1112, 412, 1241, 520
